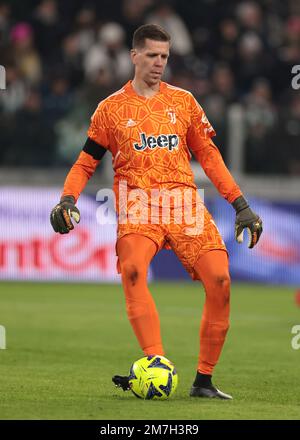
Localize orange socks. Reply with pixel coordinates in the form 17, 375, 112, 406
125, 290, 165, 356
117, 234, 164, 356
118, 236, 230, 373
194, 250, 230, 375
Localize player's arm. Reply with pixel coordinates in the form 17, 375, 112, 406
50, 101, 110, 234
187, 96, 262, 248
50, 138, 107, 234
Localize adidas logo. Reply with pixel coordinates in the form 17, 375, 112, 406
126, 118, 136, 127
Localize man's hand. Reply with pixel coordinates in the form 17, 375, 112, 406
232, 196, 263, 249
50, 195, 80, 234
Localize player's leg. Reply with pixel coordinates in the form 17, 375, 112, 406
117, 233, 164, 356
167, 200, 232, 398
190, 249, 232, 399
194, 249, 230, 374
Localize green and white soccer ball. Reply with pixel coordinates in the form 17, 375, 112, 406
128, 355, 178, 400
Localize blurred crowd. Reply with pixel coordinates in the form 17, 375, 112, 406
0, 0, 300, 175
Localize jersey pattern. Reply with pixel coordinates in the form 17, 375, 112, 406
87, 80, 215, 201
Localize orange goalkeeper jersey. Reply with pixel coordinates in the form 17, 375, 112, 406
62, 80, 242, 204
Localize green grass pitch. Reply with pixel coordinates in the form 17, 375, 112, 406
0, 281, 299, 420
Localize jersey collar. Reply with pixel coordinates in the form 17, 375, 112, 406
125, 80, 167, 98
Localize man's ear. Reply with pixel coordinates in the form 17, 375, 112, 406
131, 48, 137, 65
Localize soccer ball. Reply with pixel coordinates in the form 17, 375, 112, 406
128, 355, 178, 400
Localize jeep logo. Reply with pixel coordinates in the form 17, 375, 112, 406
133, 133, 179, 152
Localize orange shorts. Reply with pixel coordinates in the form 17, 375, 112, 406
116, 205, 227, 281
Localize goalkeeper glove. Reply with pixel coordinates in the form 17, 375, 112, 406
50, 195, 80, 234
232, 195, 262, 249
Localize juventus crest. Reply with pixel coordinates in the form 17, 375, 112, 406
166, 108, 176, 124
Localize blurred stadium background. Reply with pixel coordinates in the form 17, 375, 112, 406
1, 0, 300, 421
0, 0, 299, 285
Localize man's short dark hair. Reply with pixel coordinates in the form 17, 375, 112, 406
132, 24, 171, 49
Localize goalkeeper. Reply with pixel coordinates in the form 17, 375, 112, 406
50, 24, 262, 400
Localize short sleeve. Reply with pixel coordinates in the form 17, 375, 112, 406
87, 101, 110, 148
187, 94, 216, 152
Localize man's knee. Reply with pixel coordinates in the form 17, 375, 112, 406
120, 261, 146, 286
202, 271, 231, 305
212, 272, 230, 291
214, 272, 231, 289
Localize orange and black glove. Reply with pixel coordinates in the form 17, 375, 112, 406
50, 195, 80, 234
232, 196, 263, 249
